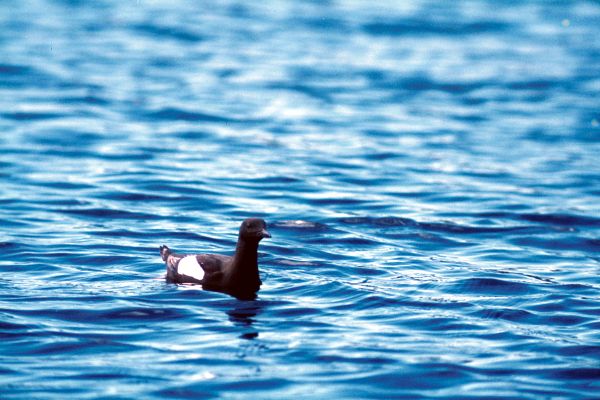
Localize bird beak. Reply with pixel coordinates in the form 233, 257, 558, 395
261, 229, 272, 238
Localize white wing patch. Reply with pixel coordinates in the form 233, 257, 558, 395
177, 256, 205, 281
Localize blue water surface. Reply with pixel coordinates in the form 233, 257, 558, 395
1, 0, 600, 398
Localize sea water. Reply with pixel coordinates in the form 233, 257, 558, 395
1, 1, 599, 398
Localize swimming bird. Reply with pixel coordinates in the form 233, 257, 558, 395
160, 218, 271, 299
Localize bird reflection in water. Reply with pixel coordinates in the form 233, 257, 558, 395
226, 300, 264, 340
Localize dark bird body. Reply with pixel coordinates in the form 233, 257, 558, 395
160, 218, 270, 299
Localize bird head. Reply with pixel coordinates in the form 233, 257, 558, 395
239, 218, 271, 241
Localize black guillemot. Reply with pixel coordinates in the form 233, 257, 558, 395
160, 218, 271, 299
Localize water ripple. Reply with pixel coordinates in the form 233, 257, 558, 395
1, 0, 599, 399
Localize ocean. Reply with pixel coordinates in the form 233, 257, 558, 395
1, 0, 599, 398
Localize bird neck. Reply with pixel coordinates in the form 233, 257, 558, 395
231, 238, 260, 283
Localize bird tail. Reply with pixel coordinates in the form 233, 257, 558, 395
159, 245, 171, 261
